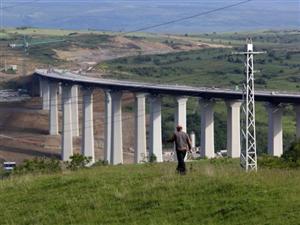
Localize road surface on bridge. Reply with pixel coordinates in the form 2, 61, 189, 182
35, 69, 300, 104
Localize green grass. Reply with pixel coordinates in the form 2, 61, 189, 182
1, 161, 300, 225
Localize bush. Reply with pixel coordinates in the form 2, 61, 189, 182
66, 154, 92, 171
255, 78, 267, 85
282, 139, 300, 166
149, 154, 157, 163
0, 169, 11, 180
13, 157, 61, 175
258, 154, 286, 169
92, 160, 108, 167
259, 140, 300, 169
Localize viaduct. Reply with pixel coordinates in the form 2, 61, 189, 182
35, 69, 300, 164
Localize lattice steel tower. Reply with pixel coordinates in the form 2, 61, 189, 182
237, 39, 265, 171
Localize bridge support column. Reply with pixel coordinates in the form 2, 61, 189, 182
149, 95, 163, 162
295, 105, 300, 139
190, 131, 196, 150
134, 93, 147, 163
49, 82, 59, 135
41, 79, 50, 110
226, 100, 242, 158
62, 84, 73, 161
71, 85, 79, 137
104, 90, 112, 164
39, 78, 43, 97
267, 103, 283, 156
58, 84, 62, 96
82, 87, 95, 164
200, 99, 215, 158
175, 97, 188, 132
111, 91, 123, 165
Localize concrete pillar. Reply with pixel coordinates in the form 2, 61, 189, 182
41, 79, 50, 110
104, 90, 112, 164
61, 84, 73, 161
39, 78, 43, 97
71, 85, 79, 137
149, 95, 163, 162
58, 84, 62, 96
111, 91, 123, 165
174, 96, 188, 160
175, 97, 188, 132
134, 93, 147, 163
49, 82, 59, 135
81, 87, 95, 164
226, 100, 242, 158
190, 131, 196, 150
200, 98, 215, 158
295, 105, 300, 139
267, 103, 283, 156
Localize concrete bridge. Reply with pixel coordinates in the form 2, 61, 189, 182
35, 69, 300, 164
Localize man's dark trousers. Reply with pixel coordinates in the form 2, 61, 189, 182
176, 150, 187, 174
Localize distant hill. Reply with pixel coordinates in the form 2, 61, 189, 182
2, 0, 299, 33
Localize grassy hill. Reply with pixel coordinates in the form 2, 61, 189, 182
1, 160, 300, 225
103, 30, 300, 91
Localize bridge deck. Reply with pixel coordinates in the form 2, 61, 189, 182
35, 69, 300, 104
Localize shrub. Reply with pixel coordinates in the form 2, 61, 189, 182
149, 154, 157, 163
258, 154, 286, 169
259, 140, 300, 169
255, 78, 267, 85
282, 139, 300, 166
92, 160, 108, 167
0, 169, 11, 180
13, 157, 61, 175
66, 154, 92, 171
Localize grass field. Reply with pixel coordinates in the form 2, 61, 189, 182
1, 160, 300, 225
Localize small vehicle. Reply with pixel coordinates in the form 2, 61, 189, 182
3, 162, 16, 171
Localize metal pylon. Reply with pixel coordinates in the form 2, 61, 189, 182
235, 39, 265, 171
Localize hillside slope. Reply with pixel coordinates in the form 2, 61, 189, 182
0, 161, 300, 225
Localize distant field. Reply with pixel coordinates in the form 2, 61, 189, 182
3, 28, 112, 36
1, 160, 300, 225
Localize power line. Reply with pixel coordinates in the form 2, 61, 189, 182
123, 0, 254, 35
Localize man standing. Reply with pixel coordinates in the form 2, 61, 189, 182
168, 125, 192, 175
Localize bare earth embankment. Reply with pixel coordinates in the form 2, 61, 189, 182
0, 28, 229, 164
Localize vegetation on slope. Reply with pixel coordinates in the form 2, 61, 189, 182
1, 159, 300, 225
104, 31, 300, 91
103, 30, 300, 153
1, 28, 299, 155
